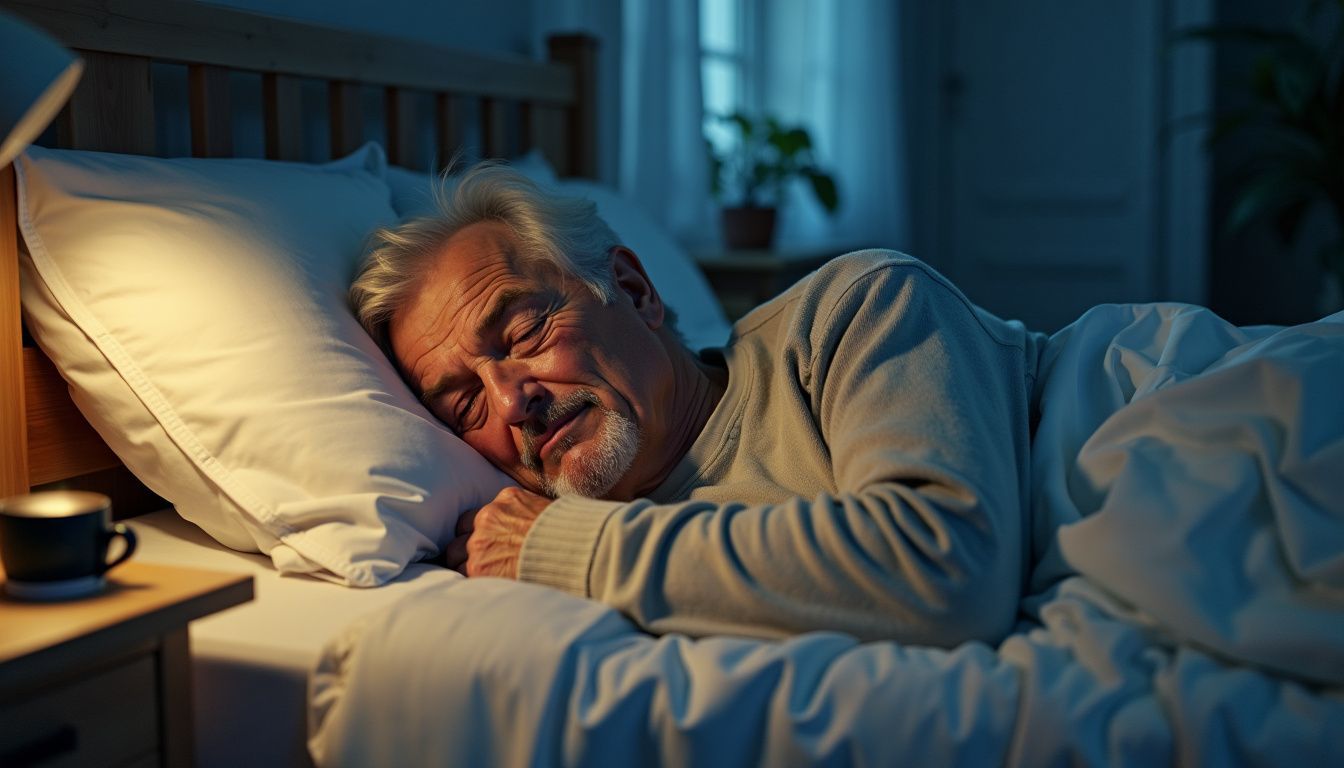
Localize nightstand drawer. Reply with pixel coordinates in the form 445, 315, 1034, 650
0, 653, 158, 768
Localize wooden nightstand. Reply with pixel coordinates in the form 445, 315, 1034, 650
0, 562, 253, 768
691, 244, 861, 321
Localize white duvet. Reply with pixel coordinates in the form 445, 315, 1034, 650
309, 303, 1344, 766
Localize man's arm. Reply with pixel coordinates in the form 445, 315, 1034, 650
471, 261, 1033, 646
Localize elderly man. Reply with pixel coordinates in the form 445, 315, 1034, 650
350, 162, 1043, 647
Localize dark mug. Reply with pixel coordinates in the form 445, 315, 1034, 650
0, 491, 137, 600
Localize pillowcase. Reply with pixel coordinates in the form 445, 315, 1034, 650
386, 150, 558, 216
385, 156, 731, 350
550, 180, 731, 351
18, 143, 511, 586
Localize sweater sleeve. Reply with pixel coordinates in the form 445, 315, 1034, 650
520, 260, 1031, 646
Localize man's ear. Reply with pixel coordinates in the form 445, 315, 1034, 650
610, 246, 664, 330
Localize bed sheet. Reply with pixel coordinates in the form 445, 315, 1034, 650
308, 303, 1344, 766
131, 510, 460, 768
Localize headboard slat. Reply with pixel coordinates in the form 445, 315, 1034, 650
532, 105, 570, 181
481, 98, 508, 160
521, 102, 536, 160
189, 64, 234, 158
59, 50, 156, 155
263, 73, 305, 162
329, 81, 364, 159
0, 166, 26, 498
436, 94, 466, 173
385, 87, 422, 170
547, 35, 599, 179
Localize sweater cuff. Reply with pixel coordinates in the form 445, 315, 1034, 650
518, 495, 623, 597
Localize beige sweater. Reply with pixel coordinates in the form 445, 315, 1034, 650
518, 251, 1044, 645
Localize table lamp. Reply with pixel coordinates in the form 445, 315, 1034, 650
0, 8, 83, 167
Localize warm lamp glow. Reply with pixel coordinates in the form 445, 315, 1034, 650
0, 490, 111, 519
0, 9, 83, 167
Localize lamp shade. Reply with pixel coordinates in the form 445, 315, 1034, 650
0, 9, 83, 168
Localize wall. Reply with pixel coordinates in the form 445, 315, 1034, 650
205, 0, 535, 53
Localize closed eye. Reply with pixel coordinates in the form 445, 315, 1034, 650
511, 316, 547, 350
456, 389, 481, 431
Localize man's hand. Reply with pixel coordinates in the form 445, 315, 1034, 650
444, 486, 552, 579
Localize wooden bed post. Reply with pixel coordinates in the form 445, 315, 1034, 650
548, 34, 599, 179
1, 163, 29, 498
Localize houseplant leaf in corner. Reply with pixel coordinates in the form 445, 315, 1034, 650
804, 169, 839, 214
707, 112, 840, 249
1174, 2, 1344, 307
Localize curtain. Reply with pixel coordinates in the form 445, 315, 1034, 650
763, 0, 909, 251
619, 0, 714, 244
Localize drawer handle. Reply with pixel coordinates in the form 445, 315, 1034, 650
0, 724, 78, 767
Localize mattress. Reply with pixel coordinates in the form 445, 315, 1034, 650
130, 509, 461, 768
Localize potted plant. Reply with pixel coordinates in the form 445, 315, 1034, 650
1177, 2, 1344, 309
706, 113, 839, 249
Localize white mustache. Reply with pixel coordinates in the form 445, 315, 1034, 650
520, 390, 602, 471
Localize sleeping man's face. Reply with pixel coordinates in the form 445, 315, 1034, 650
387, 221, 677, 500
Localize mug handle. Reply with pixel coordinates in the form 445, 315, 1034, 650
100, 523, 138, 574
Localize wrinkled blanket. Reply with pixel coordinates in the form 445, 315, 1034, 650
309, 303, 1344, 766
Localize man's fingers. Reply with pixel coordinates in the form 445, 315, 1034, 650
443, 534, 470, 574
455, 508, 478, 537
443, 490, 547, 581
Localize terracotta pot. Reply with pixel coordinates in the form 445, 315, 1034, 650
720, 206, 777, 249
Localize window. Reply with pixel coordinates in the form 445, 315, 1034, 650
700, 0, 754, 150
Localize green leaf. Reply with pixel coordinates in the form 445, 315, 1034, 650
708, 143, 723, 198
1273, 43, 1326, 117
770, 128, 811, 160
805, 170, 839, 213
704, 112, 839, 214
1201, 107, 1262, 148
1174, 23, 1328, 118
727, 112, 754, 141
1226, 171, 1314, 234
1252, 54, 1279, 102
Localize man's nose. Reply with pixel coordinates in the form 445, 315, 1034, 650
480, 360, 543, 425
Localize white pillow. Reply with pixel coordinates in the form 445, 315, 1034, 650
386, 151, 559, 216
551, 180, 730, 351
18, 144, 512, 586
385, 158, 731, 350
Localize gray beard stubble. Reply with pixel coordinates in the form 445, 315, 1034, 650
521, 390, 641, 498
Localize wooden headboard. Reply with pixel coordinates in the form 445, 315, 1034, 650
0, 0, 598, 511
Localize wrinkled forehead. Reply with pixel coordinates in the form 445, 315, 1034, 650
423, 222, 523, 313
387, 221, 576, 374
388, 224, 518, 349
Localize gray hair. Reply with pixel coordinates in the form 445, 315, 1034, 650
350, 160, 622, 353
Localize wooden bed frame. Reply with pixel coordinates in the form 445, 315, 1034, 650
0, 0, 598, 512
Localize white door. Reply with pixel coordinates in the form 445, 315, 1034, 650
939, 0, 1163, 332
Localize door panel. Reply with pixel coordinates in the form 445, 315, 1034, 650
944, 0, 1160, 331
